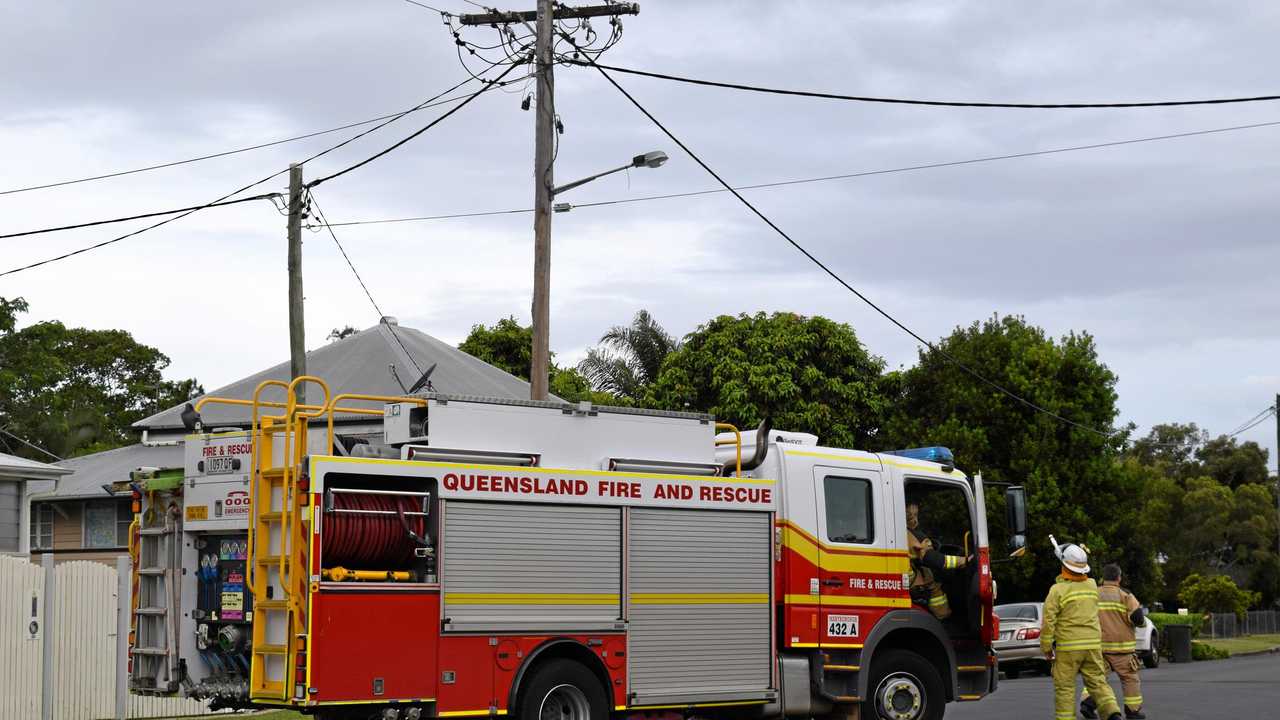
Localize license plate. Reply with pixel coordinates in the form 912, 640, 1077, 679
206, 456, 236, 475
999, 631, 1013, 641
827, 614, 860, 638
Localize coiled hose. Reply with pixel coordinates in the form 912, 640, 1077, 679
323, 493, 427, 567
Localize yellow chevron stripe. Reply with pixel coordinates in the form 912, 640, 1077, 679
781, 526, 910, 574
784, 594, 911, 608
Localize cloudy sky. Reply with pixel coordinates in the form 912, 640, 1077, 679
1, 1, 1277, 460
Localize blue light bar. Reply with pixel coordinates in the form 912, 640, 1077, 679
885, 446, 955, 466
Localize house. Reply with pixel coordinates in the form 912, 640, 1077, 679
0, 452, 71, 556
28, 319, 539, 565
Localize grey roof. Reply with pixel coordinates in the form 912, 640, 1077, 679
0, 452, 72, 480
135, 321, 539, 430
30, 443, 184, 500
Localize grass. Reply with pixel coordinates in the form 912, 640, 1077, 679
1200, 633, 1280, 656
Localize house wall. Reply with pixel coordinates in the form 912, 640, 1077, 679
29, 499, 129, 567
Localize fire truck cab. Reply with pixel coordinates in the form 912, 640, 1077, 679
125, 377, 1026, 720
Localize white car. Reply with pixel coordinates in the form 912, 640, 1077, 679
1135, 614, 1159, 668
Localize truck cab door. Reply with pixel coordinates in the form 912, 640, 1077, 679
812, 466, 885, 648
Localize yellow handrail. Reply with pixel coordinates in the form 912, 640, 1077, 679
326, 393, 428, 450
715, 422, 742, 478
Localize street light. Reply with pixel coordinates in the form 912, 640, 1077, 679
552, 150, 669, 202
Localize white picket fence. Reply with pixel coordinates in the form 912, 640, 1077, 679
0, 554, 215, 720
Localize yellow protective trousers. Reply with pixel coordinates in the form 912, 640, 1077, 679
1051, 649, 1119, 720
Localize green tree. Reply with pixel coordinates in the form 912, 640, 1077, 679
1196, 435, 1270, 489
458, 316, 622, 405
1129, 423, 1207, 483
648, 312, 887, 450
0, 296, 202, 458
1179, 573, 1259, 617
880, 314, 1145, 602
579, 310, 680, 402
327, 325, 358, 342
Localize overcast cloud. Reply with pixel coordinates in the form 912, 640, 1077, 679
1, 1, 1277, 460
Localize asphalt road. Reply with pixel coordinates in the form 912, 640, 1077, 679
946, 653, 1280, 720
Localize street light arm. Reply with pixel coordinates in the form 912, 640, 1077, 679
551, 163, 632, 197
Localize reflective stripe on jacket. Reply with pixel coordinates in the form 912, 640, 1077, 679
1098, 581, 1140, 653
1042, 574, 1102, 653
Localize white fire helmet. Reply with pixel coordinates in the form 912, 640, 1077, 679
1049, 534, 1090, 574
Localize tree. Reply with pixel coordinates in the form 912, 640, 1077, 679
880, 314, 1146, 602
458, 316, 622, 405
1179, 573, 1259, 618
327, 326, 358, 342
579, 310, 680, 402
1196, 435, 1270, 489
1129, 423, 1207, 483
0, 296, 202, 458
649, 312, 888, 450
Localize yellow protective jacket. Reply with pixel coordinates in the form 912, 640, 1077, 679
1041, 574, 1102, 653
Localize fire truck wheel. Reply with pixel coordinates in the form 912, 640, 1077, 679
863, 648, 945, 720
519, 658, 609, 720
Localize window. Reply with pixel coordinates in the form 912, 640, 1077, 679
995, 604, 1039, 621
824, 476, 873, 543
30, 502, 53, 551
84, 499, 131, 549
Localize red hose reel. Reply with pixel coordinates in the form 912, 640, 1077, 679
323, 490, 428, 568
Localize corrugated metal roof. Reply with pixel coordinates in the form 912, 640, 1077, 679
134, 321, 541, 430
0, 452, 72, 480
29, 443, 184, 500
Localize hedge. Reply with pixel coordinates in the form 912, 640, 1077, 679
1149, 612, 1204, 637
1191, 641, 1230, 661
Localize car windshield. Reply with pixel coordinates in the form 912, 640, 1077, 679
995, 604, 1038, 621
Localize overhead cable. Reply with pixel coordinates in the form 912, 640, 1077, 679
0, 194, 278, 240
584, 56, 1124, 441
308, 62, 523, 189
1228, 406, 1277, 438
0, 85, 492, 198
0, 74, 484, 278
316, 118, 1280, 228
573, 61, 1280, 109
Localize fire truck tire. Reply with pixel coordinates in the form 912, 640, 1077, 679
518, 658, 609, 720
862, 648, 945, 720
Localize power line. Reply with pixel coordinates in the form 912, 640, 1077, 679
584, 56, 1126, 441
315, 118, 1280, 228
0, 427, 63, 462
308, 62, 523, 189
1226, 406, 1276, 436
0, 75, 483, 279
1228, 406, 1277, 438
401, 0, 451, 13
309, 191, 425, 375
0, 194, 278, 240
0, 88, 485, 198
574, 61, 1280, 110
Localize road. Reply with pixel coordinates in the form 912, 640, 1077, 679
946, 653, 1280, 719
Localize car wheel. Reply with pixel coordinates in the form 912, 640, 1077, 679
517, 659, 608, 720
1143, 632, 1160, 669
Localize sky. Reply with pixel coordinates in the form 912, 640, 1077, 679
1, 1, 1277, 463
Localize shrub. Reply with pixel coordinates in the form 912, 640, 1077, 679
1149, 612, 1203, 637
1191, 641, 1230, 661
1179, 573, 1259, 618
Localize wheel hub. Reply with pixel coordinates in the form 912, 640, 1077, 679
875, 672, 925, 720
539, 683, 591, 720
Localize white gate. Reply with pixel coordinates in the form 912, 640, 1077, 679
0, 554, 43, 719
0, 556, 214, 720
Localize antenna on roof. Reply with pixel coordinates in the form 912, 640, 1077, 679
408, 363, 438, 395
389, 364, 408, 393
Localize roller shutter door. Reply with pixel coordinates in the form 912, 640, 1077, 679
628, 508, 773, 704
442, 501, 622, 631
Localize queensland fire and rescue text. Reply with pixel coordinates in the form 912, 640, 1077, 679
439, 470, 773, 508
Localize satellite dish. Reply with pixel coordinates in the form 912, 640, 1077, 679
180, 403, 203, 432
408, 363, 438, 395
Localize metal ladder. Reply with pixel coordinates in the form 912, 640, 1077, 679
247, 380, 320, 701
131, 496, 183, 693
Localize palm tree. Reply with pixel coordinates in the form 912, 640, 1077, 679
578, 310, 679, 401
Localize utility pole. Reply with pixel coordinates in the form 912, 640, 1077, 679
458, 3, 639, 401
1275, 393, 1279, 561
287, 163, 306, 405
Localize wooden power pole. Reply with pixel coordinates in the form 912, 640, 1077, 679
287, 163, 306, 405
459, 3, 639, 401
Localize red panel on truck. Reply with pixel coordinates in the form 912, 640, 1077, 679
309, 588, 440, 703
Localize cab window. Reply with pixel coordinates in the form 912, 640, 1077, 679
824, 476, 873, 544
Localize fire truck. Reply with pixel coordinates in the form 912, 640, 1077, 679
125, 376, 1027, 720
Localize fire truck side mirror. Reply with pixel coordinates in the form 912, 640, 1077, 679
1005, 485, 1027, 552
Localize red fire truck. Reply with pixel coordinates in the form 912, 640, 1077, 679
126, 377, 1026, 720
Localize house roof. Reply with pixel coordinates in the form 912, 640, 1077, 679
135, 320, 540, 430
29, 443, 184, 501
0, 452, 72, 481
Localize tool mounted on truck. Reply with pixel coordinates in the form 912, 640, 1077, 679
127, 375, 1027, 720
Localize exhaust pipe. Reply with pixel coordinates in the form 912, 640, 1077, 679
725, 417, 773, 474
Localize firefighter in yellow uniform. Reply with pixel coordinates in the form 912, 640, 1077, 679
1041, 536, 1121, 720
905, 500, 967, 620
1081, 564, 1146, 719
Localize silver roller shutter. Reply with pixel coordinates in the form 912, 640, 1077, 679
442, 501, 622, 632
628, 508, 773, 704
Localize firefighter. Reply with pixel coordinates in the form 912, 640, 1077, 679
1041, 536, 1121, 720
1080, 564, 1147, 719
905, 499, 968, 620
